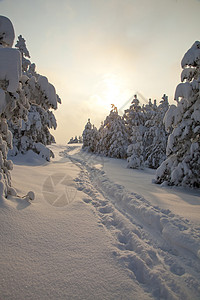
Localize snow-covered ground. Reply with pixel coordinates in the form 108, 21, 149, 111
0, 144, 200, 300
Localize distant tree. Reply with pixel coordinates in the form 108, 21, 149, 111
68, 135, 83, 144
78, 135, 83, 143
68, 137, 74, 144
155, 41, 200, 187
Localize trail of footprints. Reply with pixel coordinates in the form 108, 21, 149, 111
74, 167, 199, 300
60, 150, 200, 300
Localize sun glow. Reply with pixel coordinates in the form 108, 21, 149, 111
90, 73, 134, 112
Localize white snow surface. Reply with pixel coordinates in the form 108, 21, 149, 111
1, 144, 200, 300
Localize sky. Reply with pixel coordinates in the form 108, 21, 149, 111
1, 0, 200, 143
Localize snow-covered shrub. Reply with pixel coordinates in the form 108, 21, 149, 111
8, 34, 60, 160
0, 16, 30, 197
155, 41, 200, 187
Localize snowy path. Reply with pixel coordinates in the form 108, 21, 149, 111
60, 145, 200, 299
0, 147, 150, 300
0, 144, 200, 300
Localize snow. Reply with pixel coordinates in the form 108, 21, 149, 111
100, 153, 200, 225
34, 142, 54, 161
174, 82, 192, 101
0, 15, 15, 48
181, 67, 195, 82
1, 144, 200, 300
0, 47, 22, 93
37, 75, 58, 109
181, 41, 200, 68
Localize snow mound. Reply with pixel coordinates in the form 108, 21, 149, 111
0, 15, 15, 47
8, 149, 48, 166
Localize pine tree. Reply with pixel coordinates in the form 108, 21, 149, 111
155, 41, 200, 187
96, 106, 128, 158
0, 16, 30, 197
123, 95, 145, 142
78, 135, 83, 143
144, 94, 169, 169
9, 105, 56, 160
8, 34, 60, 161
96, 121, 108, 156
125, 95, 146, 168
82, 119, 98, 152
68, 137, 74, 144
15, 35, 30, 72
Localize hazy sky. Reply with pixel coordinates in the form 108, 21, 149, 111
1, 0, 200, 143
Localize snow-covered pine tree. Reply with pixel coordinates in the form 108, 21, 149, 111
123, 95, 145, 143
143, 94, 169, 169
68, 136, 81, 144
68, 137, 74, 144
100, 106, 128, 159
96, 121, 108, 156
10, 105, 56, 160
15, 35, 30, 72
8, 34, 60, 161
126, 95, 146, 168
0, 16, 30, 197
82, 119, 98, 152
78, 135, 83, 143
155, 41, 200, 187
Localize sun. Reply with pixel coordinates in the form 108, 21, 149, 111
102, 74, 121, 104
90, 73, 133, 111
